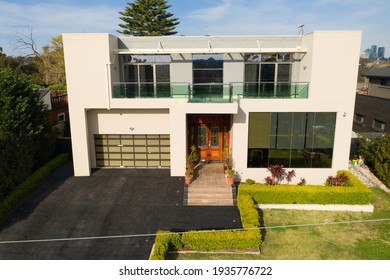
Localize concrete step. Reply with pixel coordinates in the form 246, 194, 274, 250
188, 189, 232, 195
189, 181, 230, 187
187, 198, 235, 206
188, 193, 233, 199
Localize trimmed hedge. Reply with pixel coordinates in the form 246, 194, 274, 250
150, 231, 182, 260
238, 170, 372, 205
0, 154, 68, 221
181, 229, 261, 251
237, 194, 260, 228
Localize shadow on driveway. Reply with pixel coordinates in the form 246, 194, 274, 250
0, 163, 241, 259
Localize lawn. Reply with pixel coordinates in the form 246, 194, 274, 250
169, 187, 390, 260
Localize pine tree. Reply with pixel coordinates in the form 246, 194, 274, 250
118, 0, 180, 36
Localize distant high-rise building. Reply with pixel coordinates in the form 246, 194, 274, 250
370, 45, 377, 59
378, 47, 385, 58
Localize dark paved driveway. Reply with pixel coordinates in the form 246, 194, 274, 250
0, 163, 241, 259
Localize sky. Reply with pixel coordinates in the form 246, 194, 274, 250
0, 0, 389, 57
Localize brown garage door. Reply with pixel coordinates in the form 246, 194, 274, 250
95, 134, 170, 168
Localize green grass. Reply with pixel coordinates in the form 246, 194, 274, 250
169, 187, 390, 260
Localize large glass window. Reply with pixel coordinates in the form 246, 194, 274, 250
247, 112, 337, 168
121, 55, 171, 98
244, 53, 292, 98
192, 54, 223, 100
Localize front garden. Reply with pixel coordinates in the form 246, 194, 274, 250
151, 167, 379, 260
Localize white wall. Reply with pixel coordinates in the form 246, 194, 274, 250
63, 33, 117, 175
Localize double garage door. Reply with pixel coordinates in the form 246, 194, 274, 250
95, 134, 170, 168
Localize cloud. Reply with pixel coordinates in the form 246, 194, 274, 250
187, 0, 232, 22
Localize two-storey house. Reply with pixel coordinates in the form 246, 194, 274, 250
63, 31, 361, 184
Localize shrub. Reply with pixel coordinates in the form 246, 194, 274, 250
149, 231, 182, 260
358, 134, 390, 188
0, 154, 68, 222
181, 230, 261, 251
326, 172, 350, 186
245, 178, 255, 185
264, 165, 296, 185
237, 194, 260, 229
297, 177, 307, 186
239, 171, 372, 205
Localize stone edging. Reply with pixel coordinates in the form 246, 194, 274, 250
256, 204, 374, 212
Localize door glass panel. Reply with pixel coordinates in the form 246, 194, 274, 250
139, 65, 154, 97
198, 126, 207, 148
156, 65, 170, 97
260, 64, 275, 96
210, 126, 219, 148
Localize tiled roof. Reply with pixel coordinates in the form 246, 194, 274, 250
363, 66, 390, 78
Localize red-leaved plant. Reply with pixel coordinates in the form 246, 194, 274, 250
326, 172, 349, 186
264, 165, 297, 185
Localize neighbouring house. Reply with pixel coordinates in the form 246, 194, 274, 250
63, 31, 361, 184
36, 88, 69, 137
353, 66, 390, 135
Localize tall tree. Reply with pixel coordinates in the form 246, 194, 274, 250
14, 28, 66, 86
0, 69, 54, 199
118, 0, 180, 36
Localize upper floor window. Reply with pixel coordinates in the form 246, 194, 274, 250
119, 55, 171, 98
193, 54, 223, 84
192, 54, 224, 101
244, 53, 293, 97
373, 119, 386, 131
354, 113, 365, 125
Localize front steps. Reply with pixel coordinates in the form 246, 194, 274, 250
184, 162, 236, 206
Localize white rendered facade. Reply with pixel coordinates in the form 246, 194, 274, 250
63, 31, 361, 184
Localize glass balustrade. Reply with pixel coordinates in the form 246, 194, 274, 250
112, 82, 309, 101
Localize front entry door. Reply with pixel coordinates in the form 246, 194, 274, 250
197, 124, 222, 161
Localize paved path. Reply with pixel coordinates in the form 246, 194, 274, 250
186, 163, 235, 206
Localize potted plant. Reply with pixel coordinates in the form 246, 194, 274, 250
226, 169, 235, 185
185, 168, 194, 185
223, 151, 234, 173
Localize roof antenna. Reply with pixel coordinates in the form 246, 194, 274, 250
298, 25, 305, 35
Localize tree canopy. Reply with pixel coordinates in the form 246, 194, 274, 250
118, 0, 180, 36
0, 69, 54, 199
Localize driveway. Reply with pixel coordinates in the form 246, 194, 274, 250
0, 162, 241, 259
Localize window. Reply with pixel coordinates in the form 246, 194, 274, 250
372, 119, 386, 131
244, 53, 292, 97
57, 112, 66, 123
120, 55, 171, 98
380, 78, 390, 87
248, 112, 336, 168
354, 113, 365, 125
192, 54, 224, 100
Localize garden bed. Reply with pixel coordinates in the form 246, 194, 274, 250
239, 170, 372, 205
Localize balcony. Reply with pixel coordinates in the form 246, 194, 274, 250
233, 82, 309, 99
112, 82, 309, 102
50, 92, 68, 109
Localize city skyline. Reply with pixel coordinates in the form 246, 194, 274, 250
0, 0, 389, 56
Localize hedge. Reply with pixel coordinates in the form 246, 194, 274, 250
0, 154, 68, 222
237, 194, 260, 228
238, 170, 372, 205
149, 231, 182, 260
149, 194, 262, 259
181, 229, 261, 251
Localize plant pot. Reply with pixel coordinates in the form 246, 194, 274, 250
185, 176, 192, 185
227, 176, 234, 185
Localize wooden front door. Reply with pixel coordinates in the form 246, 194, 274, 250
188, 115, 230, 161
197, 124, 223, 161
